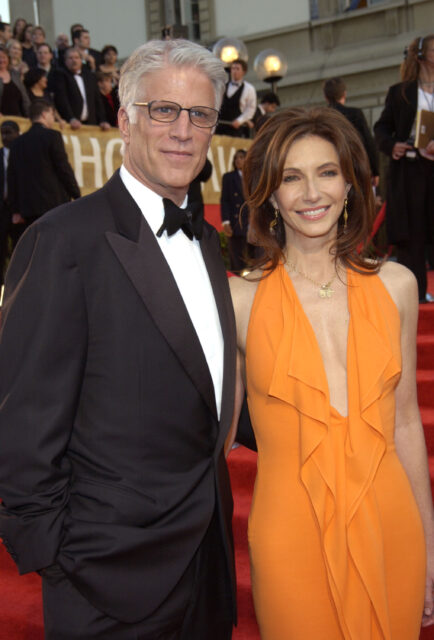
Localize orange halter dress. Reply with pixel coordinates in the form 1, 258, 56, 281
245, 264, 425, 639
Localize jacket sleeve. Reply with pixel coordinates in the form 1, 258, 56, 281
50, 131, 81, 199
54, 70, 76, 122
374, 86, 399, 158
0, 220, 87, 573
355, 109, 379, 176
6, 145, 19, 213
236, 394, 257, 451
220, 173, 232, 224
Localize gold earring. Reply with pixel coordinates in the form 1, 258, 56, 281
343, 198, 348, 229
270, 208, 279, 232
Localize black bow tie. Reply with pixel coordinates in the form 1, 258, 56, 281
157, 198, 203, 241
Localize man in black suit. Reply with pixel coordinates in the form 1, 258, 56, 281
221, 148, 250, 271
54, 47, 110, 130
323, 77, 379, 185
251, 91, 280, 134
0, 120, 19, 286
72, 28, 102, 71
7, 100, 80, 227
0, 39, 249, 639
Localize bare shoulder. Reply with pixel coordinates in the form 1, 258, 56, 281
377, 259, 419, 317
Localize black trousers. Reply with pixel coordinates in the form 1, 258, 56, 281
395, 155, 434, 300
42, 512, 233, 640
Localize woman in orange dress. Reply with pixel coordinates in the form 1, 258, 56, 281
229, 107, 434, 639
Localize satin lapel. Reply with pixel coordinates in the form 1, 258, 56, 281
200, 224, 236, 444
104, 175, 217, 417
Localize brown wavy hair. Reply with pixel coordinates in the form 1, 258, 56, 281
401, 34, 434, 83
243, 106, 379, 275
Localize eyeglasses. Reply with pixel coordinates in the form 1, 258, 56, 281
133, 100, 219, 128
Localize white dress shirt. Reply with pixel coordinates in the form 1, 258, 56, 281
226, 80, 257, 125
73, 72, 89, 121
119, 165, 224, 418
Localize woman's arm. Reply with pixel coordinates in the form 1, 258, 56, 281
224, 350, 245, 456
224, 273, 260, 456
383, 262, 434, 626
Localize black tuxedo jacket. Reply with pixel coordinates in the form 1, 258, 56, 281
7, 123, 80, 219
0, 170, 237, 624
220, 169, 248, 237
54, 66, 106, 124
331, 102, 379, 175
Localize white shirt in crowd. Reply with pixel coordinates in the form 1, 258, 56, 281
226, 80, 257, 125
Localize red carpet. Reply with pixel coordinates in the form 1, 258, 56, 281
0, 271, 433, 639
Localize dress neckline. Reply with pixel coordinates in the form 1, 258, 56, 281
280, 262, 350, 418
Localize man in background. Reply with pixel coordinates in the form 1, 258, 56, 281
72, 28, 102, 71
221, 148, 251, 272
0, 120, 19, 287
0, 22, 12, 46
7, 100, 80, 227
251, 91, 280, 133
323, 77, 379, 185
216, 58, 256, 138
54, 47, 109, 130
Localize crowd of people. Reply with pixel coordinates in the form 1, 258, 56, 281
0, 18, 119, 129
0, 25, 432, 640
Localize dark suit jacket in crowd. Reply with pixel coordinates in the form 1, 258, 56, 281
0, 169, 247, 624
54, 66, 106, 125
0, 147, 12, 284
7, 122, 80, 219
331, 102, 379, 176
220, 169, 248, 237
374, 80, 420, 244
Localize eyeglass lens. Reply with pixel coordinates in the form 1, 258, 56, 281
149, 101, 218, 127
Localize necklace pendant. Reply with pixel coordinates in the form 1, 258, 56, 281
319, 284, 333, 298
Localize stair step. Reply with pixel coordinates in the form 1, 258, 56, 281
418, 304, 434, 335
417, 334, 434, 369
422, 408, 434, 456
417, 370, 434, 406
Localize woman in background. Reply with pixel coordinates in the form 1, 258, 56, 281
98, 45, 120, 86
374, 34, 434, 303
12, 18, 27, 42
0, 46, 29, 117
230, 106, 433, 639
6, 39, 28, 80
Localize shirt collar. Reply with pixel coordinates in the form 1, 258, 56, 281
119, 164, 187, 236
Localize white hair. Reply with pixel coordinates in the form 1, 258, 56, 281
119, 39, 227, 123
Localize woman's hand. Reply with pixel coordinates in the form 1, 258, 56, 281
391, 141, 413, 160
422, 540, 434, 627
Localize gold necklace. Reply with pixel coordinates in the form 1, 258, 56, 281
286, 261, 336, 298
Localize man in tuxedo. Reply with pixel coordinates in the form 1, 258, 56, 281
0, 120, 19, 287
0, 39, 247, 640
54, 47, 110, 130
323, 77, 379, 185
216, 58, 256, 138
7, 100, 80, 227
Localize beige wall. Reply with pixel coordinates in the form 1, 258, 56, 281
214, 0, 310, 39
10, 0, 147, 59
232, 0, 433, 125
